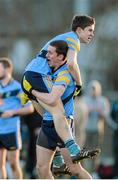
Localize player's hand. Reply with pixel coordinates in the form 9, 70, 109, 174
74, 85, 82, 98
1, 110, 15, 118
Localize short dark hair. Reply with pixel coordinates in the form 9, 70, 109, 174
71, 15, 95, 31
0, 57, 13, 72
49, 40, 68, 59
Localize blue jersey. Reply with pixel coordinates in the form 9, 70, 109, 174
25, 31, 80, 75
43, 63, 75, 121
0, 79, 28, 134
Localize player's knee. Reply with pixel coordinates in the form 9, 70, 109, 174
0, 162, 5, 169
10, 162, 17, 171
9, 159, 20, 171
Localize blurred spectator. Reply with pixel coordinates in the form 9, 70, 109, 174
0, 57, 34, 179
83, 80, 110, 172
21, 111, 42, 179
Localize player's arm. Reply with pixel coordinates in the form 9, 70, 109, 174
32, 85, 66, 106
66, 49, 82, 86
1, 102, 34, 118
14, 92, 34, 115
12, 103, 34, 116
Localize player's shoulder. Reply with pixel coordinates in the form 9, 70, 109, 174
57, 66, 73, 83
66, 31, 79, 41
54, 31, 74, 39
65, 31, 80, 52
56, 64, 70, 76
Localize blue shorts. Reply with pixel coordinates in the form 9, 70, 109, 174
36, 118, 75, 151
21, 71, 52, 99
0, 131, 22, 150
36, 120, 65, 151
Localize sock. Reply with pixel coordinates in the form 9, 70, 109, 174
65, 139, 81, 156
53, 151, 65, 167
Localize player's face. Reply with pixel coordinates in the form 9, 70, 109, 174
46, 45, 61, 68
0, 63, 6, 80
78, 24, 95, 43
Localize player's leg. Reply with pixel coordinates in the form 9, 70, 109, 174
52, 116, 101, 176
36, 97, 73, 138
6, 131, 22, 179
31, 100, 44, 116
7, 149, 23, 179
33, 98, 101, 162
52, 117, 75, 176
61, 147, 92, 179
35, 98, 82, 158
0, 148, 7, 179
32, 100, 80, 154
36, 127, 56, 179
36, 145, 55, 179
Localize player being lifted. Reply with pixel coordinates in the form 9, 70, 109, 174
22, 15, 100, 163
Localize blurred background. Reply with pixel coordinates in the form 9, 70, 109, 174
0, 0, 118, 179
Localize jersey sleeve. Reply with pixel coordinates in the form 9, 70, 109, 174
66, 37, 80, 52
54, 71, 70, 89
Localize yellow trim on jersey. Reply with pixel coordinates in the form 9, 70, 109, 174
18, 92, 30, 105
57, 70, 69, 77
68, 44, 79, 51
23, 77, 32, 92
66, 37, 80, 51
55, 76, 70, 85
